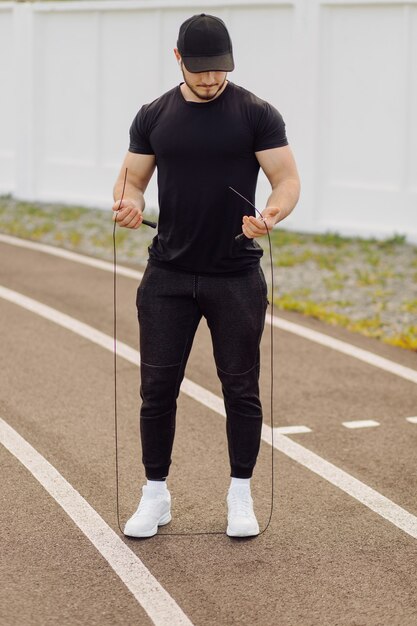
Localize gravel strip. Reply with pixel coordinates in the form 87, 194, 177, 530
1, 196, 416, 351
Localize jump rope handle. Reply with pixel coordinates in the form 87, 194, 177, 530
142, 219, 157, 229
115, 214, 157, 230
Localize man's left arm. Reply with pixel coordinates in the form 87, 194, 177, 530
241, 145, 301, 238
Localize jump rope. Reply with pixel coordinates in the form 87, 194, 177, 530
113, 167, 275, 537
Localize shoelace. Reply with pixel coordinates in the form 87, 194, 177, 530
228, 490, 254, 517
135, 494, 165, 516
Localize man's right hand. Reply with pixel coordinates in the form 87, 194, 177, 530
112, 199, 144, 229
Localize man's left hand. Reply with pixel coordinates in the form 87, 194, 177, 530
241, 208, 280, 239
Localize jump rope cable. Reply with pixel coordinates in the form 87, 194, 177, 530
113, 169, 275, 537
113, 168, 127, 535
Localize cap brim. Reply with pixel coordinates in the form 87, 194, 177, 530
182, 52, 234, 73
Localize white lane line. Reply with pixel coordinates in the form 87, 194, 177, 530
261, 426, 417, 540
342, 420, 380, 429
267, 314, 417, 385
0, 233, 142, 280
2, 284, 417, 541
0, 418, 194, 626
2, 233, 417, 386
274, 426, 312, 434
0, 285, 139, 366
406, 417, 417, 424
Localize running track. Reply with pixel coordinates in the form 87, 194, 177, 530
1, 234, 417, 626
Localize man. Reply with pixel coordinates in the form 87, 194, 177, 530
112, 13, 300, 538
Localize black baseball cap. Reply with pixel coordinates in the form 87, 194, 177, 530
177, 13, 234, 73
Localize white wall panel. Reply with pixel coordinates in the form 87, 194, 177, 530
0, 7, 15, 193
229, 6, 294, 114
408, 6, 417, 192
38, 12, 98, 164
100, 9, 162, 168
34, 11, 98, 200
320, 5, 405, 188
317, 3, 417, 239
1, 0, 416, 240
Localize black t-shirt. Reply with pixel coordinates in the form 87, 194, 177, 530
129, 81, 288, 274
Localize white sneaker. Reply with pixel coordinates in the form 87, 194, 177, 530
124, 485, 171, 538
226, 486, 260, 537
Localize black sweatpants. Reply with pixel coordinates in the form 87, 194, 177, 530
136, 262, 268, 479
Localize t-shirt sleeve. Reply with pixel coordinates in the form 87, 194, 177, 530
128, 105, 154, 155
253, 102, 288, 152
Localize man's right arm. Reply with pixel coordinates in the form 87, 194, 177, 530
112, 151, 156, 229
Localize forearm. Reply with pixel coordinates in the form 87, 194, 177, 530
264, 177, 300, 225
113, 180, 145, 210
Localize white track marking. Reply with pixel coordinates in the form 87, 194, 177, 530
0, 418, 194, 626
0, 285, 139, 366
342, 420, 380, 429
0, 233, 142, 280
406, 417, 417, 424
2, 285, 417, 541
1, 233, 417, 386
267, 313, 417, 385
261, 426, 417, 540
274, 426, 312, 434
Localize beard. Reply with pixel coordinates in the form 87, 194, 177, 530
181, 69, 227, 101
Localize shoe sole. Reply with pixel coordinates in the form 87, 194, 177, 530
124, 512, 172, 538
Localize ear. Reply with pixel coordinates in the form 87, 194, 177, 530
174, 48, 182, 64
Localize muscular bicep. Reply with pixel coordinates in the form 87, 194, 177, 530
116, 151, 156, 192
255, 145, 299, 189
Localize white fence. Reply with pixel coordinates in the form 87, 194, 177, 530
1, 0, 417, 241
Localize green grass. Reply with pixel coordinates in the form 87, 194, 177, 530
274, 293, 417, 350
401, 299, 417, 313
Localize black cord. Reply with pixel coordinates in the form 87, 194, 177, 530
113, 184, 275, 537
227, 186, 275, 536
113, 168, 128, 535
258, 223, 274, 536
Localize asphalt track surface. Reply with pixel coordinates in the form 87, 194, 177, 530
1, 235, 417, 626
